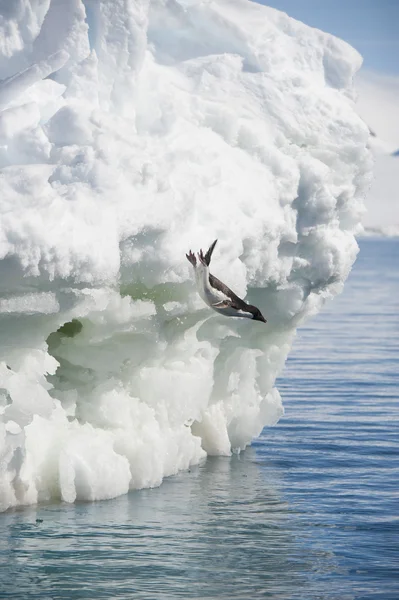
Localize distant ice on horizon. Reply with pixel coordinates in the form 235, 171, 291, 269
355, 70, 399, 237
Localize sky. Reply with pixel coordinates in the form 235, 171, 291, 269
253, 0, 399, 233
254, 0, 399, 75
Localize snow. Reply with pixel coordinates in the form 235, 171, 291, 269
0, 0, 371, 511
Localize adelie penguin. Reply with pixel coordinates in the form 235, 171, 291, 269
186, 240, 267, 323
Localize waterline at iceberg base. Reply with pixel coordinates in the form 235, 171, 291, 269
0, 0, 371, 512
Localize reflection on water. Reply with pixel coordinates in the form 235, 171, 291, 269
0, 239, 398, 599
1, 453, 321, 599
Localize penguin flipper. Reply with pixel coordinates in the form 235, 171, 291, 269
212, 300, 230, 309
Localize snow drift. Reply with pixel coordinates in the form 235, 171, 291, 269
0, 0, 371, 511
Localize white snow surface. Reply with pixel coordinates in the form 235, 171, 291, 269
0, 0, 371, 511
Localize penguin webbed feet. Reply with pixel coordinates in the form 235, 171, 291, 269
186, 239, 217, 267
198, 248, 207, 266
186, 250, 197, 267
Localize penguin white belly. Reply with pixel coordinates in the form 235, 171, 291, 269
195, 263, 227, 307
212, 305, 253, 319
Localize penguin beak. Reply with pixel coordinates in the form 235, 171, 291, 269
254, 314, 267, 323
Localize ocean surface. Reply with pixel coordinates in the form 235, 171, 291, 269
0, 237, 398, 600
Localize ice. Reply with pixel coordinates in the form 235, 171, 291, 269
355, 71, 399, 236
0, 50, 69, 110
0, 0, 371, 511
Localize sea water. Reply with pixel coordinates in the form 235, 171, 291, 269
0, 237, 397, 600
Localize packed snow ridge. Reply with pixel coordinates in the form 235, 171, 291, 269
0, 0, 371, 511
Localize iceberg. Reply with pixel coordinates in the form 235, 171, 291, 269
0, 0, 371, 511
355, 72, 399, 237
